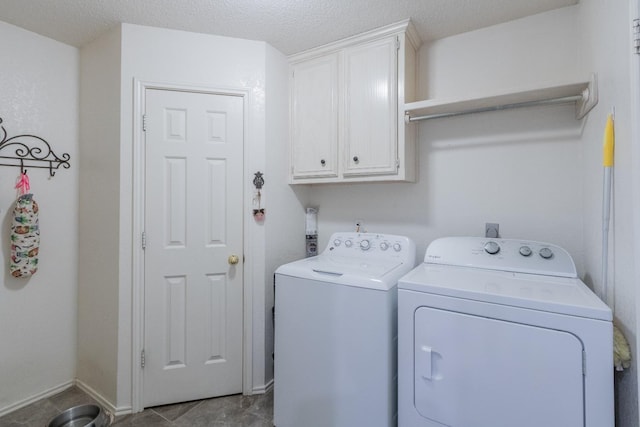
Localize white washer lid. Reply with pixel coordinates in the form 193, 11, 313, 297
276, 255, 409, 290
399, 263, 612, 321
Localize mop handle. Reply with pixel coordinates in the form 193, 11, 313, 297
601, 113, 614, 303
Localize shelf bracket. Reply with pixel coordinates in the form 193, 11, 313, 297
575, 73, 598, 120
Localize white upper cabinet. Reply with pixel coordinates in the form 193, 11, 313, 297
289, 20, 421, 184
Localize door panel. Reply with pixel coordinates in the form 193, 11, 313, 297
143, 88, 244, 407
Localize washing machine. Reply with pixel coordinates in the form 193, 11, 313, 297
274, 232, 416, 427
398, 237, 613, 427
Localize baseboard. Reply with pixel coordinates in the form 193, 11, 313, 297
74, 379, 132, 417
2, 377, 263, 418
0, 381, 74, 417
252, 378, 274, 394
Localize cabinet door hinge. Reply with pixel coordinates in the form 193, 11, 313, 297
634, 19, 640, 55
141, 231, 146, 250
396, 159, 400, 169
142, 114, 148, 132
141, 349, 146, 369
395, 35, 400, 51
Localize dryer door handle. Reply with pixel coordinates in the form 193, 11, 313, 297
417, 345, 433, 380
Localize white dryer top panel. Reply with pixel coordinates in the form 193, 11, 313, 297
399, 237, 611, 320
423, 237, 577, 277
276, 232, 416, 290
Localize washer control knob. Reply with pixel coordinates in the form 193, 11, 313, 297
484, 241, 500, 255
333, 239, 341, 247
380, 242, 389, 251
393, 243, 402, 252
345, 240, 353, 248
360, 239, 371, 250
539, 247, 554, 259
519, 246, 532, 257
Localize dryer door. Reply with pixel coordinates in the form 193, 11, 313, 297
414, 307, 584, 427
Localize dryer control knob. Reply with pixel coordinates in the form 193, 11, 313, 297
380, 242, 389, 251
539, 247, 554, 259
333, 239, 341, 247
360, 239, 371, 250
484, 241, 500, 255
345, 240, 353, 248
519, 246, 532, 257
393, 243, 402, 252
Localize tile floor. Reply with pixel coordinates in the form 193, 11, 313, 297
0, 386, 274, 427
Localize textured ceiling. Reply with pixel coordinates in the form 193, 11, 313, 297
0, 0, 578, 55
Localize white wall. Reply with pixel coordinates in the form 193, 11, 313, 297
3, 3, 635, 423
310, 4, 640, 425
77, 26, 122, 407
82, 24, 299, 410
118, 23, 304, 404
264, 44, 310, 383
0, 21, 79, 414
310, 7, 585, 271
577, 1, 638, 425
118, 25, 269, 406
420, 6, 580, 100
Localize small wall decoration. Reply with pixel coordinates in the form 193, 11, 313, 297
0, 117, 71, 176
253, 171, 265, 221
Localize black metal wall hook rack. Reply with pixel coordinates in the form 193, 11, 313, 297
0, 117, 71, 177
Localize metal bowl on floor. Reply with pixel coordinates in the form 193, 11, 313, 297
47, 403, 109, 427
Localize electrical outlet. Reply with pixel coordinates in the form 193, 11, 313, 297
485, 223, 499, 238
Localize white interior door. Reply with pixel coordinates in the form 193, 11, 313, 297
143, 88, 244, 407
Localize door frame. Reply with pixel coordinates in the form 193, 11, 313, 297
131, 80, 253, 412
632, 0, 640, 407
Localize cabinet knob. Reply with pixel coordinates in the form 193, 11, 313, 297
320, 159, 326, 166
353, 156, 359, 163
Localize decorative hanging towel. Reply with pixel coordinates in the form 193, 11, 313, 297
10, 193, 40, 278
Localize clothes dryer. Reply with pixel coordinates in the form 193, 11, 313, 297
398, 237, 613, 427
275, 232, 416, 427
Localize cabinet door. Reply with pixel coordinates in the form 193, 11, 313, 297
343, 37, 398, 176
290, 54, 339, 179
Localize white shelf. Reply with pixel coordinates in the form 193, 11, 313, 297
404, 74, 598, 123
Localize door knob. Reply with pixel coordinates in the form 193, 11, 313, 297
228, 255, 240, 265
